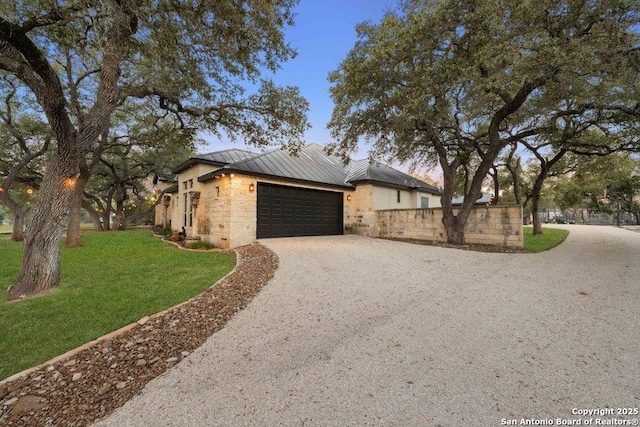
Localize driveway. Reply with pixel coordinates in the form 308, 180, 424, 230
98, 225, 640, 426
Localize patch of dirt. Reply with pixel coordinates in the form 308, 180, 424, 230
0, 242, 278, 427
380, 237, 530, 253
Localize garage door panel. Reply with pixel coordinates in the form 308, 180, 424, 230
257, 183, 343, 239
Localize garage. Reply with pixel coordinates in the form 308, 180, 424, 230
257, 183, 343, 239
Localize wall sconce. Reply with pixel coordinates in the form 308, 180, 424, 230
249, 183, 255, 192
346, 194, 352, 201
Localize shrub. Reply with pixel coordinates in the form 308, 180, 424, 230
186, 241, 217, 250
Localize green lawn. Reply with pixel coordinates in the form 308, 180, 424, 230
523, 226, 569, 252
0, 230, 235, 380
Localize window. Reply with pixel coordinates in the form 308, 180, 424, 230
421, 197, 429, 208
216, 186, 220, 197
183, 181, 187, 190
184, 193, 193, 227
397, 190, 401, 203
183, 194, 187, 226
189, 179, 193, 188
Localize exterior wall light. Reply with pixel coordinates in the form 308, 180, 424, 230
249, 183, 255, 192
26, 188, 34, 195
346, 194, 352, 201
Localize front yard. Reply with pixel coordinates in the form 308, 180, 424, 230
0, 230, 235, 380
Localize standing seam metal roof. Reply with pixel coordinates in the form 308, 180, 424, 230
194, 144, 441, 194
172, 148, 257, 174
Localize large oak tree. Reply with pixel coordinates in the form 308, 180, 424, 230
328, 0, 639, 244
1, 0, 309, 300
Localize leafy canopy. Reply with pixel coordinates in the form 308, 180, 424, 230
328, 0, 639, 174
0, 0, 310, 151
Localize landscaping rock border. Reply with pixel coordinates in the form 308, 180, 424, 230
0, 242, 278, 426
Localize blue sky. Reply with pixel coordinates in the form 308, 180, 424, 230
202, 0, 399, 160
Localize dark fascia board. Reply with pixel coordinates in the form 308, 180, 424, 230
349, 179, 443, 195
172, 159, 227, 174
165, 184, 179, 194
198, 167, 355, 191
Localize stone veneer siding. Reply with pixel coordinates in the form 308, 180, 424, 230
344, 184, 376, 236
375, 205, 523, 248
197, 174, 349, 249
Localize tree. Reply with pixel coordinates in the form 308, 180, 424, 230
82, 115, 194, 231
0, 76, 51, 241
65, 97, 195, 245
1, 0, 309, 300
553, 153, 640, 224
328, 0, 640, 244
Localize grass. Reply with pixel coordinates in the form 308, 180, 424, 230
0, 229, 235, 380
523, 226, 569, 252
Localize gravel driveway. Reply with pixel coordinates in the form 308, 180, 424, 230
98, 225, 640, 426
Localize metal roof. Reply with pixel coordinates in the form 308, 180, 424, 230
451, 194, 494, 206
172, 148, 257, 174
346, 159, 442, 193
195, 144, 441, 194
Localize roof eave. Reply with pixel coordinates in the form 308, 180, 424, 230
199, 167, 354, 190
172, 159, 227, 174
350, 179, 442, 194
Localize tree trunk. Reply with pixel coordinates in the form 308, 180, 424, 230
11, 211, 25, 242
66, 194, 83, 247
441, 212, 465, 244
438, 161, 478, 245
114, 198, 126, 230
0, 194, 25, 242
65, 173, 90, 247
506, 154, 522, 205
7, 159, 75, 300
490, 166, 500, 204
530, 171, 546, 235
82, 200, 104, 231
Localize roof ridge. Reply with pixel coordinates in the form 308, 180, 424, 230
221, 145, 283, 168
196, 147, 256, 157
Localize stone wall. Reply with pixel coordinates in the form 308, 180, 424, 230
375, 205, 523, 248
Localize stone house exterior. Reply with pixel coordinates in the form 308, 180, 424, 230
158, 144, 442, 249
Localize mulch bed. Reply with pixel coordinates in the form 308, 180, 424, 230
380, 237, 530, 253
0, 243, 278, 426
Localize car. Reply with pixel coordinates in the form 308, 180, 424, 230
552, 215, 568, 224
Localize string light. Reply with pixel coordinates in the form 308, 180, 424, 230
64, 177, 78, 189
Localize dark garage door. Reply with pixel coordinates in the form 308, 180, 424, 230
257, 183, 343, 239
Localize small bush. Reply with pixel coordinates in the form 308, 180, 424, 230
186, 241, 217, 250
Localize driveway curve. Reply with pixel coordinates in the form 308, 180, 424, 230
98, 225, 640, 426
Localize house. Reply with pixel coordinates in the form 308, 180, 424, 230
158, 144, 442, 249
